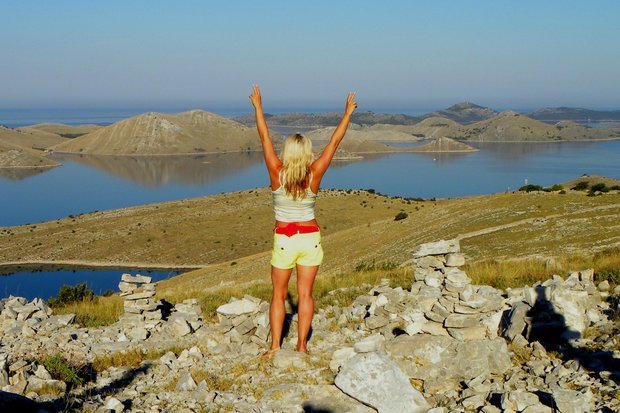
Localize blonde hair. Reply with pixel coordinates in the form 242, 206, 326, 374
279, 134, 314, 200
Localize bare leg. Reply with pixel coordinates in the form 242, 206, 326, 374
268, 265, 293, 352
296, 264, 319, 353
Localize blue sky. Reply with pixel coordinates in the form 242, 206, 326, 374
1, 1, 619, 110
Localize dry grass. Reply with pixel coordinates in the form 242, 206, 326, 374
53, 294, 123, 327
92, 345, 185, 372
465, 247, 620, 289
6, 189, 618, 326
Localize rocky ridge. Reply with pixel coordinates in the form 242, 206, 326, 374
1, 240, 619, 412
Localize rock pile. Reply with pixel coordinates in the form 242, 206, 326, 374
117, 273, 162, 341
216, 296, 271, 354
0, 296, 74, 339
1, 240, 620, 411
503, 268, 606, 343
0, 354, 67, 399
353, 239, 506, 341
118, 273, 204, 341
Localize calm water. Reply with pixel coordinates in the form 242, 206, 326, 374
0, 268, 179, 301
1, 107, 619, 300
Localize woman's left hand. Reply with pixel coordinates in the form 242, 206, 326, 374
345, 92, 357, 116
249, 85, 263, 109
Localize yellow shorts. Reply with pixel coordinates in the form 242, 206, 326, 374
270, 231, 324, 269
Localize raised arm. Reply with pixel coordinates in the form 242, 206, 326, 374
249, 85, 281, 187
312, 92, 357, 178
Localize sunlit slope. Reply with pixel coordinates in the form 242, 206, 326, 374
50, 110, 263, 155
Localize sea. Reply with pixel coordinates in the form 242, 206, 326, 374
1, 107, 619, 299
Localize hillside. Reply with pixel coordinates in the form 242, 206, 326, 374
529, 107, 620, 122
460, 111, 620, 142
18, 123, 103, 138
235, 111, 420, 127
412, 136, 478, 152
2, 187, 618, 290
0, 140, 60, 168
0, 125, 69, 150
50, 110, 263, 156
405, 116, 465, 139
305, 125, 420, 143
422, 102, 498, 124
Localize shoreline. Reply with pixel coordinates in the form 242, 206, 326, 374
0, 260, 204, 274
0, 164, 60, 169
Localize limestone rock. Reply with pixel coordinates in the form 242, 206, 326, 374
335, 352, 430, 413
413, 239, 460, 258
216, 299, 259, 317
273, 350, 308, 369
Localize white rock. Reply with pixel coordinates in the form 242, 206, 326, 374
104, 396, 125, 412
216, 299, 260, 316
175, 371, 197, 391
551, 388, 594, 413
121, 273, 152, 284
354, 334, 385, 353
335, 352, 429, 413
445, 253, 465, 267
273, 349, 308, 369
413, 239, 460, 257
330, 347, 356, 372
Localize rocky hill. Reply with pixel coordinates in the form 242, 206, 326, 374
0, 140, 60, 169
460, 111, 620, 142
529, 107, 620, 122
18, 123, 103, 139
0, 125, 69, 150
306, 125, 421, 142
405, 116, 465, 139
422, 102, 498, 124
235, 111, 420, 127
50, 110, 262, 156
0, 239, 617, 411
412, 136, 478, 152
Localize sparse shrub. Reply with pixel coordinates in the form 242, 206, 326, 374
546, 184, 564, 191
611, 185, 620, 191
40, 354, 88, 388
571, 181, 589, 191
48, 283, 94, 308
394, 211, 408, 221
559, 190, 566, 194
366, 188, 375, 194
519, 184, 544, 192
354, 260, 398, 272
590, 183, 610, 193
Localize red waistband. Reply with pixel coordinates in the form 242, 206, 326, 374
274, 223, 320, 237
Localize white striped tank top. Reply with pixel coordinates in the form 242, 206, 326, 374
272, 171, 317, 222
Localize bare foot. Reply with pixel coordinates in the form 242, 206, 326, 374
262, 348, 280, 359
295, 345, 308, 354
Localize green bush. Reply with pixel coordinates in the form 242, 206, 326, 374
546, 184, 564, 191
48, 283, 94, 308
590, 183, 610, 193
571, 181, 589, 191
41, 354, 87, 388
519, 184, 543, 192
394, 211, 408, 221
610, 185, 620, 191
558, 190, 566, 194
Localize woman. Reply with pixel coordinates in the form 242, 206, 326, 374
249, 85, 357, 354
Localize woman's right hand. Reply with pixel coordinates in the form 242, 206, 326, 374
249, 85, 263, 110
345, 92, 358, 116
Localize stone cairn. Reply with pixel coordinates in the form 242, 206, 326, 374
216, 296, 271, 353
118, 273, 203, 341
118, 273, 161, 340
357, 239, 506, 341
